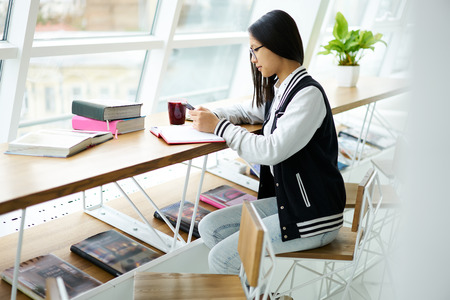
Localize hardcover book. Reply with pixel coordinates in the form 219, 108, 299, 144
1, 254, 101, 300
338, 134, 381, 161
336, 121, 397, 150
199, 185, 257, 209
72, 99, 143, 121
153, 201, 212, 238
5, 129, 113, 158
70, 230, 161, 276
72, 115, 145, 135
338, 127, 396, 150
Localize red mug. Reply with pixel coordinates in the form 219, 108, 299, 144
167, 99, 186, 125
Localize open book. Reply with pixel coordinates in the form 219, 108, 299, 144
5, 129, 113, 158
150, 125, 225, 144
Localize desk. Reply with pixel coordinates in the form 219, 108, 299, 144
322, 76, 409, 115
0, 77, 408, 214
0, 76, 408, 299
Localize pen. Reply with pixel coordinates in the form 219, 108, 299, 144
184, 102, 196, 110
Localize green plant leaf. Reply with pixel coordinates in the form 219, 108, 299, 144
333, 12, 348, 40
359, 31, 374, 48
374, 33, 388, 46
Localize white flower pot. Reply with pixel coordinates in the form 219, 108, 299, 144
336, 65, 360, 87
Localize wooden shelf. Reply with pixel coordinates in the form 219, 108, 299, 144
0, 170, 257, 299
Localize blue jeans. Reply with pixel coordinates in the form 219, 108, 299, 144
198, 197, 340, 274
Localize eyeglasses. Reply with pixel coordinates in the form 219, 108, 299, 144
249, 45, 264, 60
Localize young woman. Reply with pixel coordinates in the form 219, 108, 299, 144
189, 10, 346, 275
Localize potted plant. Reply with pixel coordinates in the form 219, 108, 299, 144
318, 12, 387, 87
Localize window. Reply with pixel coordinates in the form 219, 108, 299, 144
177, 0, 253, 34
35, 0, 159, 39
18, 51, 146, 136
72, 86, 82, 100
310, 0, 411, 78
0, 0, 11, 39
45, 86, 56, 112
157, 45, 241, 112
0, 0, 13, 79
152, 0, 255, 111
16, 1, 256, 136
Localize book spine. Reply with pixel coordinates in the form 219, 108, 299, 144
72, 115, 119, 133
72, 100, 107, 121
69, 245, 122, 276
199, 195, 225, 209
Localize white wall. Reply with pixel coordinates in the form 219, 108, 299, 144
395, 0, 450, 299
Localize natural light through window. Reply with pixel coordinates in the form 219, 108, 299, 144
19, 51, 146, 135
34, 0, 159, 39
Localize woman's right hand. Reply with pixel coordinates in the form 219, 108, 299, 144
189, 106, 220, 133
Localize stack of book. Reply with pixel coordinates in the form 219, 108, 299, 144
71, 99, 145, 136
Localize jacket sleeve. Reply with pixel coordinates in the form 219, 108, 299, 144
213, 99, 265, 125
214, 86, 326, 166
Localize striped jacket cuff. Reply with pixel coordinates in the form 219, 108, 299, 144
214, 119, 231, 137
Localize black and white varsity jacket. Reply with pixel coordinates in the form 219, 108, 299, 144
257, 75, 346, 242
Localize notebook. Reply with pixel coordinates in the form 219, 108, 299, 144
150, 125, 225, 145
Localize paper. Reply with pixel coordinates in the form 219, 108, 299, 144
150, 125, 225, 144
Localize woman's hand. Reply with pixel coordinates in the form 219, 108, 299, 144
189, 106, 220, 133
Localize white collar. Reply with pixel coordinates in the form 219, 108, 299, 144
275, 66, 306, 96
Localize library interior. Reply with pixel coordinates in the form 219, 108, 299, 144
1, 0, 449, 299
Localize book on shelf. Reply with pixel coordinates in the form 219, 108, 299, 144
70, 229, 161, 277
150, 125, 225, 144
199, 185, 257, 209
337, 122, 397, 150
338, 134, 381, 161
72, 115, 145, 135
153, 201, 212, 238
72, 99, 143, 121
1, 253, 101, 300
4, 129, 113, 158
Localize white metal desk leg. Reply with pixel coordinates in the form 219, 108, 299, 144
171, 160, 193, 250
11, 208, 26, 300
114, 181, 171, 253
187, 155, 208, 243
351, 102, 376, 166
345, 102, 376, 181
130, 177, 186, 251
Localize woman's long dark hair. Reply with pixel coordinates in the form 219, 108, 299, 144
248, 10, 304, 107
